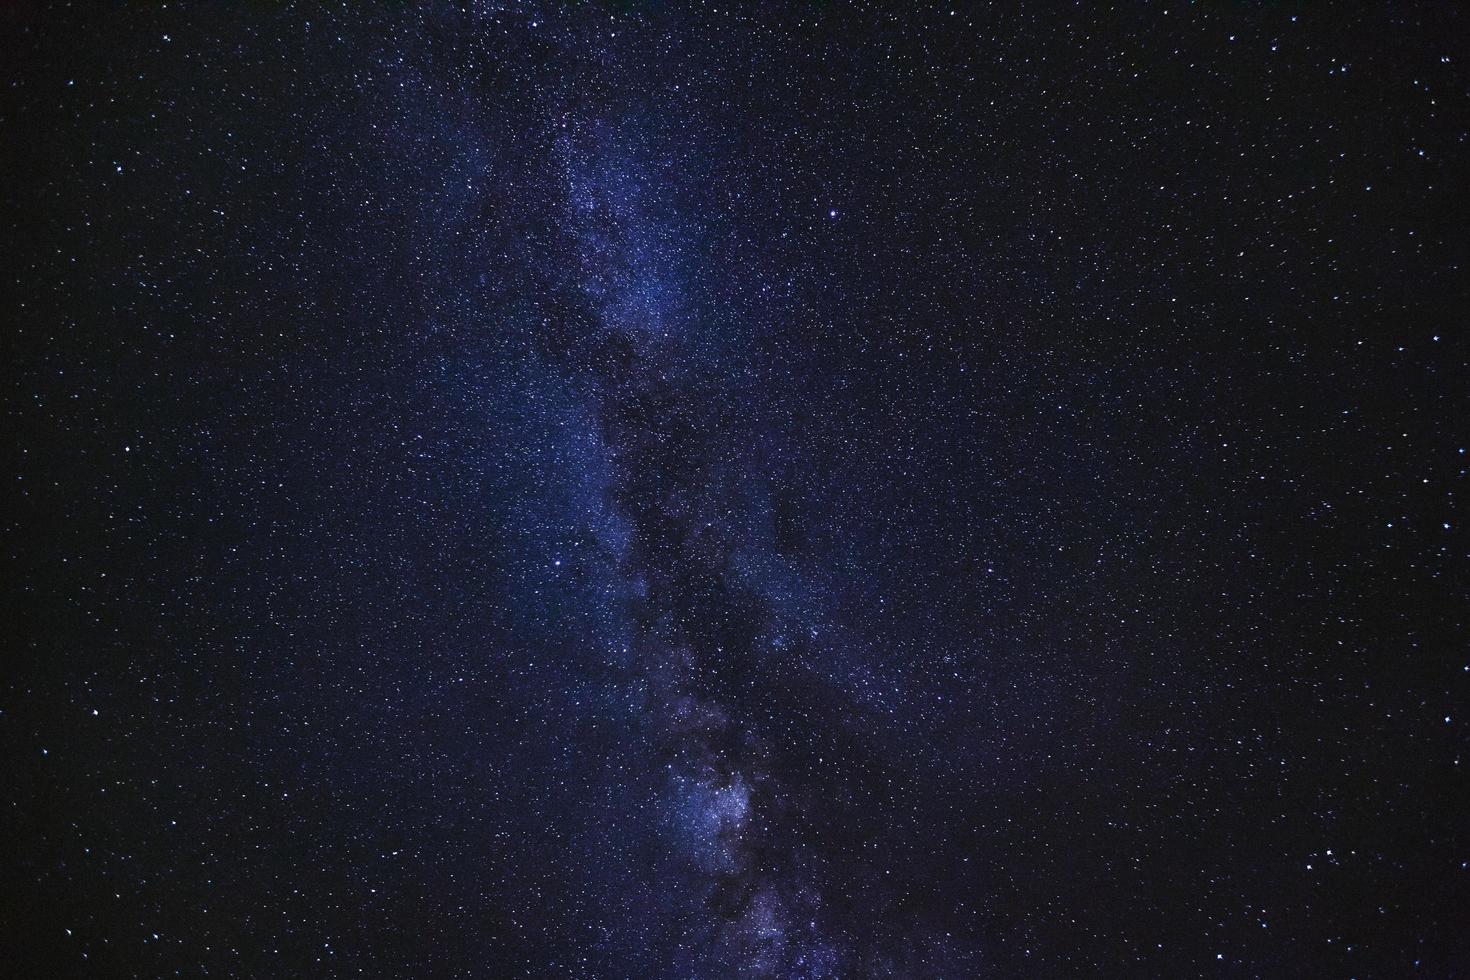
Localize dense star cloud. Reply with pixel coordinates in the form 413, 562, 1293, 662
3, 3, 1468, 977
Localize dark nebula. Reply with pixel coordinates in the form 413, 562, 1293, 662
4, 3, 1468, 977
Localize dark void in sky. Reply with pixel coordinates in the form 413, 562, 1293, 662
3, 3, 1468, 977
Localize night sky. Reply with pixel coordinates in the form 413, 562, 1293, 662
4, 3, 1469, 977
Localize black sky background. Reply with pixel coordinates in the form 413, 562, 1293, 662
4, 3, 1469, 977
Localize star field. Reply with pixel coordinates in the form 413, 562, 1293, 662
4, 3, 1469, 977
